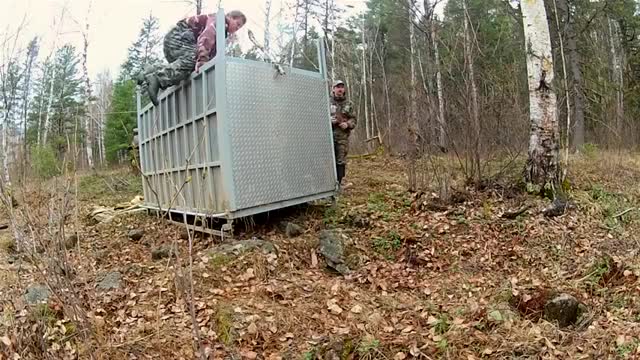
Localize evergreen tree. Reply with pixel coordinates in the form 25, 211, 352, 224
47, 44, 85, 159
104, 80, 136, 163
120, 14, 163, 81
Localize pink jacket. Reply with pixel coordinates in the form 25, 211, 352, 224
185, 14, 227, 69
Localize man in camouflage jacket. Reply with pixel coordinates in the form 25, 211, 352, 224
330, 80, 356, 186
138, 10, 246, 106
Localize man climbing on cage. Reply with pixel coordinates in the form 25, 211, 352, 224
330, 80, 356, 190
137, 10, 247, 106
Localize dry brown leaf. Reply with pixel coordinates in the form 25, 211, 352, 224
401, 325, 414, 333
0, 336, 11, 346
247, 323, 258, 334
394, 352, 407, 360
311, 250, 318, 268
328, 302, 343, 315
350, 305, 363, 314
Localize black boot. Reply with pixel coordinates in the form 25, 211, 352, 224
336, 164, 346, 185
145, 74, 160, 107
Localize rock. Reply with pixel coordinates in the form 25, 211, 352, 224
97, 271, 122, 290
318, 230, 350, 275
128, 229, 145, 241
284, 222, 303, 238
544, 293, 580, 327
212, 239, 276, 258
152, 246, 173, 260
64, 234, 79, 250
25, 284, 51, 304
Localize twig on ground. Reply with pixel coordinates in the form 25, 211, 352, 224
502, 204, 531, 219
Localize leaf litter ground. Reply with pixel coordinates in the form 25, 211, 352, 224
1, 152, 640, 359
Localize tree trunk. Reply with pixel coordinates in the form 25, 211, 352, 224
608, 18, 624, 145
264, 0, 272, 54
361, 14, 370, 140
81, 5, 95, 169
41, 61, 57, 146
407, 0, 419, 191
2, 121, 10, 186
520, 0, 561, 190
463, 0, 480, 184
555, 0, 584, 151
22, 39, 38, 181
432, 16, 446, 152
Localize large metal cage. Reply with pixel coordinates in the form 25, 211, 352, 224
136, 9, 337, 225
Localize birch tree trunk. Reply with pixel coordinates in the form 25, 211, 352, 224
81, 3, 95, 169
463, 0, 480, 183
41, 62, 57, 146
264, 0, 272, 54
520, 0, 561, 190
361, 14, 370, 140
432, 17, 446, 152
608, 18, 624, 144
22, 39, 38, 181
2, 118, 10, 186
407, 0, 419, 191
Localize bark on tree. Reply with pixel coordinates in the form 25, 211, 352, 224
21, 38, 38, 181
264, 0, 272, 54
463, 0, 481, 183
360, 13, 370, 140
608, 17, 624, 143
41, 60, 57, 146
520, 0, 561, 190
81, 2, 95, 169
407, 0, 420, 191
432, 17, 446, 152
561, 1, 585, 151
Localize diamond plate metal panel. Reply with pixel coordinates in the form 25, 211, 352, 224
225, 61, 335, 210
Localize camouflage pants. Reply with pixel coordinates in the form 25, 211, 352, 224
333, 130, 350, 165
154, 21, 197, 89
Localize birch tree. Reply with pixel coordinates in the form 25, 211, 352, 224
21, 37, 39, 180
463, 0, 480, 183
79, 1, 95, 169
520, 0, 561, 191
608, 17, 624, 141
407, 0, 419, 191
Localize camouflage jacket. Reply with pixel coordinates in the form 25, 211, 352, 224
330, 97, 356, 134
185, 14, 230, 69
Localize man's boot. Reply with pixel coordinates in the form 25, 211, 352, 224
145, 74, 160, 107
135, 65, 156, 86
336, 164, 345, 185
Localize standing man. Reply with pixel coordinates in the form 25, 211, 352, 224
330, 80, 356, 188
138, 10, 247, 106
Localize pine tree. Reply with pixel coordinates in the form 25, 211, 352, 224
104, 80, 136, 163
42, 44, 85, 159
120, 14, 163, 81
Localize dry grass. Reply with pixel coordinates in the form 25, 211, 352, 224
1, 150, 640, 358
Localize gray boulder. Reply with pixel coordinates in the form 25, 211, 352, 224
544, 293, 580, 327
97, 271, 122, 290
25, 285, 51, 304
318, 230, 350, 275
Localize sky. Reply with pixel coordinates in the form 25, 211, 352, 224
1, 0, 446, 82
